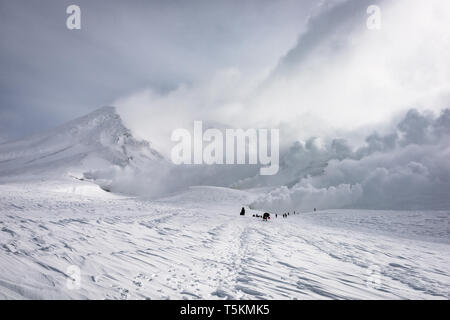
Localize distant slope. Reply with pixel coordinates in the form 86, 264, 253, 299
0, 106, 163, 182
157, 186, 261, 208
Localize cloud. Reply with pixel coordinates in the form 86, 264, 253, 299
115, 0, 450, 153
115, 68, 262, 156
249, 0, 450, 133
251, 108, 450, 210
86, 158, 261, 198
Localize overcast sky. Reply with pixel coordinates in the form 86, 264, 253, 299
1, 0, 449, 147
0, 0, 318, 141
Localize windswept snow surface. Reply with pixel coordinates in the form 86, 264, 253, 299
0, 182, 449, 299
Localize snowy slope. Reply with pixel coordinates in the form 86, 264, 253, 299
0, 106, 162, 182
0, 183, 448, 299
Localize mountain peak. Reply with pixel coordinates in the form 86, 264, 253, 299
0, 106, 162, 180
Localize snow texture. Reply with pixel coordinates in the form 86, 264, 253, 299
0, 183, 448, 299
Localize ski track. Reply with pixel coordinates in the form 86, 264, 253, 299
0, 184, 449, 299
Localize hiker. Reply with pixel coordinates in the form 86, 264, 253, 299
275, 214, 278, 218
263, 212, 270, 221
314, 208, 316, 212
240, 207, 245, 216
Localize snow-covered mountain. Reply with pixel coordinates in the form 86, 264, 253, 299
0, 106, 163, 183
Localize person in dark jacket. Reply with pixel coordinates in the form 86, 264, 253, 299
240, 207, 245, 216
263, 212, 270, 221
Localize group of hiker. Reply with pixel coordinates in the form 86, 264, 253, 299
240, 207, 317, 221
241, 207, 271, 221
279, 210, 299, 218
